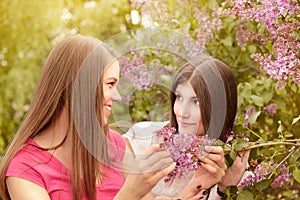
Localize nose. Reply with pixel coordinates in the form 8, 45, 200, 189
112, 88, 122, 102
179, 102, 190, 118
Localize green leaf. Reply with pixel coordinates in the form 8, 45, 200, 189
250, 95, 264, 106
230, 150, 236, 161
255, 179, 272, 191
237, 190, 254, 200
221, 37, 233, 47
248, 111, 261, 125
293, 169, 300, 184
247, 45, 256, 54
208, 0, 217, 10
292, 115, 300, 125
283, 131, 294, 138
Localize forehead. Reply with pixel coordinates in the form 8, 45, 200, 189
103, 61, 120, 78
176, 81, 197, 97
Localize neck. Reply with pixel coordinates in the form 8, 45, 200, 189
34, 108, 72, 169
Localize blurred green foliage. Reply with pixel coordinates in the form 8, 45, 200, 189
0, 0, 135, 153
0, 0, 299, 199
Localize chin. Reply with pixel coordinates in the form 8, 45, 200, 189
179, 128, 196, 135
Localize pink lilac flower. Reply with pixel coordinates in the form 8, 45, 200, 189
224, 128, 249, 145
193, 7, 222, 49
271, 165, 292, 188
118, 51, 174, 104
239, 162, 292, 188
264, 103, 278, 116
156, 127, 217, 183
244, 106, 256, 127
238, 173, 256, 187
225, 0, 300, 86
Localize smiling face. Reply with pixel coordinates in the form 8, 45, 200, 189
102, 61, 121, 125
173, 81, 204, 136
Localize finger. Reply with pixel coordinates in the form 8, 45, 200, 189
155, 196, 174, 200
188, 189, 209, 200
200, 156, 226, 176
204, 153, 222, 162
200, 153, 227, 171
204, 146, 224, 156
241, 151, 250, 163
152, 162, 176, 183
139, 144, 164, 160
146, 156, 174, 172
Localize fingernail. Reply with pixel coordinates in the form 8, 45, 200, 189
204, 146, 211, 151
196, 185, 201, 189
202, 190, 208, 195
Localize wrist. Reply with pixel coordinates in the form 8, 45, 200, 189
114, 187, 141, 200
217, 183, 226, 192
217, 186, 226, 199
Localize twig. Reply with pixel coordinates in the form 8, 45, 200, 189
267, 146, 297, 179
223, 140, 300, 153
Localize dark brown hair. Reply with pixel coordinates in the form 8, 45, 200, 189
169, 55, 237, 141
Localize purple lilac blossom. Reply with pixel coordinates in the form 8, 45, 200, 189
271, 165, 292, 188
226, 0, 300, 87
239, 162, 292, 188
264, 103, 278, 116
244, 106, 256, 127
157, 127, 217, 183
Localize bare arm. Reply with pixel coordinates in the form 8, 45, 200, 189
6, 177, 51, 200
115, 143, 175, 200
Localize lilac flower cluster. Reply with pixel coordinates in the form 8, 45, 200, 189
193, 7, 222, 50
224, 128, 249, 145
264, 103, 278, 116
271, 165, 292, 188
118, 51, 173, 104
226, 0, 300, 88
156, 127, 217, 183
239, 162, 292, 188
244, 106, 256, 127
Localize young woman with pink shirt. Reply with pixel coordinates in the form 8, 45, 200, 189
0, 35, 175, 200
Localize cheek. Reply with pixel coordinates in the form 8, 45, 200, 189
173, 101, 180, 116
196, 110, 204, 134
103, 87, 111, 100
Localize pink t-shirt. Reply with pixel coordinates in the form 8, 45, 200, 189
6, 129, 126, 200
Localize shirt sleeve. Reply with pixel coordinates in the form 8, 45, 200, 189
6, 149, 46, 189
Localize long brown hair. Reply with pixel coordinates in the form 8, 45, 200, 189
169, 55, 237, 141
0, 35, 118, 200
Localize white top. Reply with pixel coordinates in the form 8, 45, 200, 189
123, 121, 219, 199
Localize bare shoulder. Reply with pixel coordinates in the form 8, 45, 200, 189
6, 177, 50, 200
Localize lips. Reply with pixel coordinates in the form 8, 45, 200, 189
105, 105, 112, 111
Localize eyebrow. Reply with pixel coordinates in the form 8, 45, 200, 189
105, 77, 118, 82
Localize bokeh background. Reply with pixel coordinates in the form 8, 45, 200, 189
0, 0, 299, 199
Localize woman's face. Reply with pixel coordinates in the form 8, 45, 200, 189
102, 61, 121, 125
173, 81, 204, 135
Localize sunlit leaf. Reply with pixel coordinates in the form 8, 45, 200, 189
293, 169, 300, 184
248, 111, 261, 125
292, 115, 300, 125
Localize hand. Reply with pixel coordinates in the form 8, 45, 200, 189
155, 188, 208, 200
218, 151, 250, 191
193, 146, 227, 189
117, 145, 175, 200
176, 146, 227, 199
